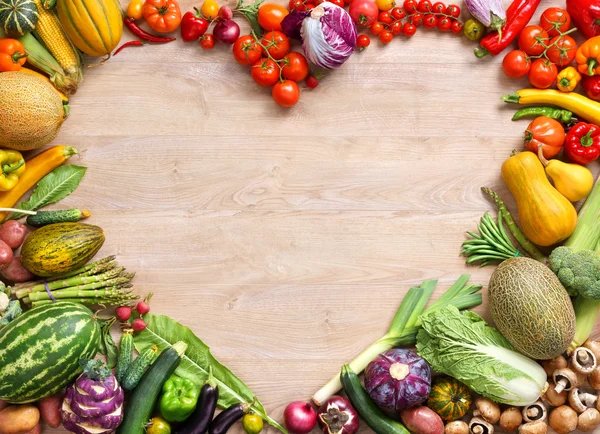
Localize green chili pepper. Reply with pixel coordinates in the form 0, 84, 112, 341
512, 106, 576, 124
159, 375, 200, 423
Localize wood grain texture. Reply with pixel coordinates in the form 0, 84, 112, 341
36, 0, 599, 431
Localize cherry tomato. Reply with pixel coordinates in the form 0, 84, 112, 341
126, 0, 144, 20
357, 34, 371, 49
502, 50, 531, 78
417, 0, 431, 12
201, 0, 219, 20
251, 58, 280, 87
200, 34, 215, 49
437, 16, 451, 31
450, 20, 463, 33
261, 31, 290, 60
272, 80, 300, 107
402, 22, 416, 36
370, 21, 384, 35
390, 6, 405, 19
282, 52, 309, 81
349, 0, 379, 26
328, 0, 345, 6
306, 75, 319, 88
423, 14, 436, 28
258, 4, 289, 31
431, 1, 445, 13
410, 13, 423, 25
528, 59, 558, 89
518, 25, 549, 56
233, 35, 263, 66
540, 7, 571, 37
403, 0, 417, 13
446, 4, 460, 17
547, 35, 577, 66
390, 20, 403, 34
305, 2, 315, 8
379, 29, 393, 43
375, 0, 395, 10
378, 11, 393, 23
288, 0, 306, 11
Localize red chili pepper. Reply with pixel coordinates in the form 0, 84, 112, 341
582, 75, 600, 101
124, 17, 177, 43
567, 0, 600, 39
181, 8, 210, 42
113, 40, 146, 56
564, 122, 600, 165
474, 0, 541, 57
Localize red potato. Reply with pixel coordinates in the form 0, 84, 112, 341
0, 240, 13, 270
0, 401, 8, 412
24, 423, 42, 434
401, 406, 444, 434
0, 221, 28, 249
1, 257, 35, 283
38, 394, 62, 428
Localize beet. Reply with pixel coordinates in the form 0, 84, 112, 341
364, 349, 431, 415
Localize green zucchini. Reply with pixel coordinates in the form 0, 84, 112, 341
117, 341, 187, 434
340, 365, 410, 434
122, 344, 159, 391
115, 329, 133, 384
26, 209, 90, 227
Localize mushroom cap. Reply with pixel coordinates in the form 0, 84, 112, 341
584, 339, 600, 362
499, 407, 523, 432
445, 420, 469, 434
571, 347, 597, 375
541, 356, 568, 377
518, 421, 548, 434
549, 405, 578, 434
568, 389, 598, 413
542, 383, 567, 407
469, 417, 494, 434
522, 401, 547, 422
589, 367, 600, 391
577, 408, 600, 432
474, 397, 500, 424
553, 368, 579, 393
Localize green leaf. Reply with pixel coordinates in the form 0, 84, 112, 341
98, 318, 118, 369
134, 313, 287, 434
8, 165, 87, 221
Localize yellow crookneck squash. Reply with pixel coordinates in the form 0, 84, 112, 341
501, 151, 578, 247
56, 0, 123, 57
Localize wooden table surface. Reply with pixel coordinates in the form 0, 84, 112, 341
44, 1, 596, 431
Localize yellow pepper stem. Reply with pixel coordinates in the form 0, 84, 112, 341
2, 159, 24, 175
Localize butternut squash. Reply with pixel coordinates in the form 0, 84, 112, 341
501, 151, 577, 246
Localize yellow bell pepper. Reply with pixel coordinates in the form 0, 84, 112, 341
557, 67, 582, 92
576, 36, 600, 76
0, 150, 25, 192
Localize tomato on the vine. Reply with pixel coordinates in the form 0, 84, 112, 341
450, 20, 463, 33
390, 20, 403, 34
370, 21, 384, 35
288, 0, 306, 11
390, 6, 405, 19
251, 58, 280, 87
518, 25, 549, 56
502, 50, 530, 78
258, 4, 289, 31
379, 30, 393, 43
540, 7, 571, 37
423, 14, 436, 28
446, 4, 460, 17
272, 80, 300, 107
546, 35, 577, 66
200, 34, 215, 49
233, 35, 263, 66
306, 3, 315, 8
403, 0, 417, 12
357, 34, 371, 49
528, 58, 558, 89
417, 0, 431, 12
402, 22, 416, 36
411, 12, 423, 25
431, 1, 445, 13
375, 0, 395, 10
281, 52, 309, 81
328, 0, 345, 6
437, 16, 451, 31
349, 0, 379, 26
378, 11, 393, 23
261, 31, 290, 60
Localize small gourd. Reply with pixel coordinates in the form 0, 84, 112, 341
537, 145, 594, 203
426, 377, 472, 421
501, 151, 577, 246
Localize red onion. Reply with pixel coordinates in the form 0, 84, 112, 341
218, 6, 233, 20
213, 19, 240, 44
284, 401, 317, 434
317, 396, 359, 434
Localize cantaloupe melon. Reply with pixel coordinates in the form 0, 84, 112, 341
0, 71, 68, 151
488, 257, 575, 360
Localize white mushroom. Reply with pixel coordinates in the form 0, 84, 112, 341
568, 388, 598, 413
571, 347, 597, 375
445, 421, 469, 434
519, 421, 548, 434
469, 417, 494, 434
499, 407, 522, 432
578, 408, 600, 432
522, 401, 547, 422
472, 397, 500, 424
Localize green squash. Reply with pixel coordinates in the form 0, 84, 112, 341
0, 0, 38, 36
427, 377, 472, 421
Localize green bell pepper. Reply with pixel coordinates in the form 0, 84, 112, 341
159, 375, 200, 423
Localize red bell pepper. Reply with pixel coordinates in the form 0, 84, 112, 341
582, 75, 600, 101
567, 0, 600, 39
181, 8, 210, 42
565, 122, 600, 165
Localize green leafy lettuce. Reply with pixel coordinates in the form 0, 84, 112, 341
416, 306, 547, 406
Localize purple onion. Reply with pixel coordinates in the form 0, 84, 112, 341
364, 349, 431, 415
214, 19, 240, 45
464, 0, 505, 32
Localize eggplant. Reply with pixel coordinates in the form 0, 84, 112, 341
208, 404, 248, 434
177, 384, 219, 434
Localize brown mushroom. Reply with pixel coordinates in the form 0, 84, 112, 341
499, 407, 522, 432
584, 339, 600, 362
549, 405, 578, 434
554, 368, 582, 393
568, 388, 598, 413
469, 417, 494, 434
445, 421, 469, 434
589, 367, 600, 391
571, 347, 597, 375
472, 397, 500, 424
518, 421, 548, 434
542, 383, 567, 407
522, 401, 547, 422
578, 408, 600, 432
541, 355, 568, 377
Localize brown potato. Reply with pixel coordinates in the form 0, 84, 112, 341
38, 394, 62, 428
401, 406, 444, 434
0, 221, 28, 249
1, 257, 34, 283
0, 405, 40, 434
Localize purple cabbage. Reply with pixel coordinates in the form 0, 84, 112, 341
282, 10, 310, 40
464, 0, 505, 33
364, 349, 431, 416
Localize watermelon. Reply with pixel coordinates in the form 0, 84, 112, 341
0, 302, 100, 403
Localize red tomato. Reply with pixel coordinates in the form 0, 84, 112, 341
450, 20, 463, 33
417, 0, 431, 12
328, 0, 345, 6
233, 35, 263, 66
142, 0, 181, 33
524, 116, 565, 158
410, 12, 423, 25
349, 0, 379, 26
378, 11, 393, 23
423, 14, 436, 28
502, 50, 531, 78
528, 59, 558, 89
379, 30, 393, 43
390, 6, 405, 19
200, 34, 215, 49
518, 25, 549, 56
272, 80, 300, 107
540, 7, 571, 37
431, 1, 445, 13
282, 52, 309, 81
258, 4, 289, 31
305, 2, 315, 8
261, 31, 291, 59
306, 75, 319, 88
437, 16, 451, 31
547, 35, 577, 66
446, 4, 460, 17
403, 0, 417, 12
251, 58, 280, 86
402, 22, 416, 36
288, 0, 306, 11
370, 21, 384, 35
390, 20, 403, 34
357, 34, 371, 49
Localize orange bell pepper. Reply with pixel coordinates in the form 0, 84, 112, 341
576, 36, 600, 76
0, 39, 26, 72
142, 0, 182, 33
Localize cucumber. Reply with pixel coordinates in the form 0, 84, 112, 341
117, 341, 187, 434
122, 344, 159, 391
340, 365, 410, 434
115, 329, 133, 384
26, 209, 90, 227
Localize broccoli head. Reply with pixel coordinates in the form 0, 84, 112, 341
549, 246, 600, 299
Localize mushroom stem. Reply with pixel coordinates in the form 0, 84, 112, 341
556, 379, 568, 394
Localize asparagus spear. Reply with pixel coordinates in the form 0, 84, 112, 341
26, 277, 135, 302
31, 294, 139, 307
